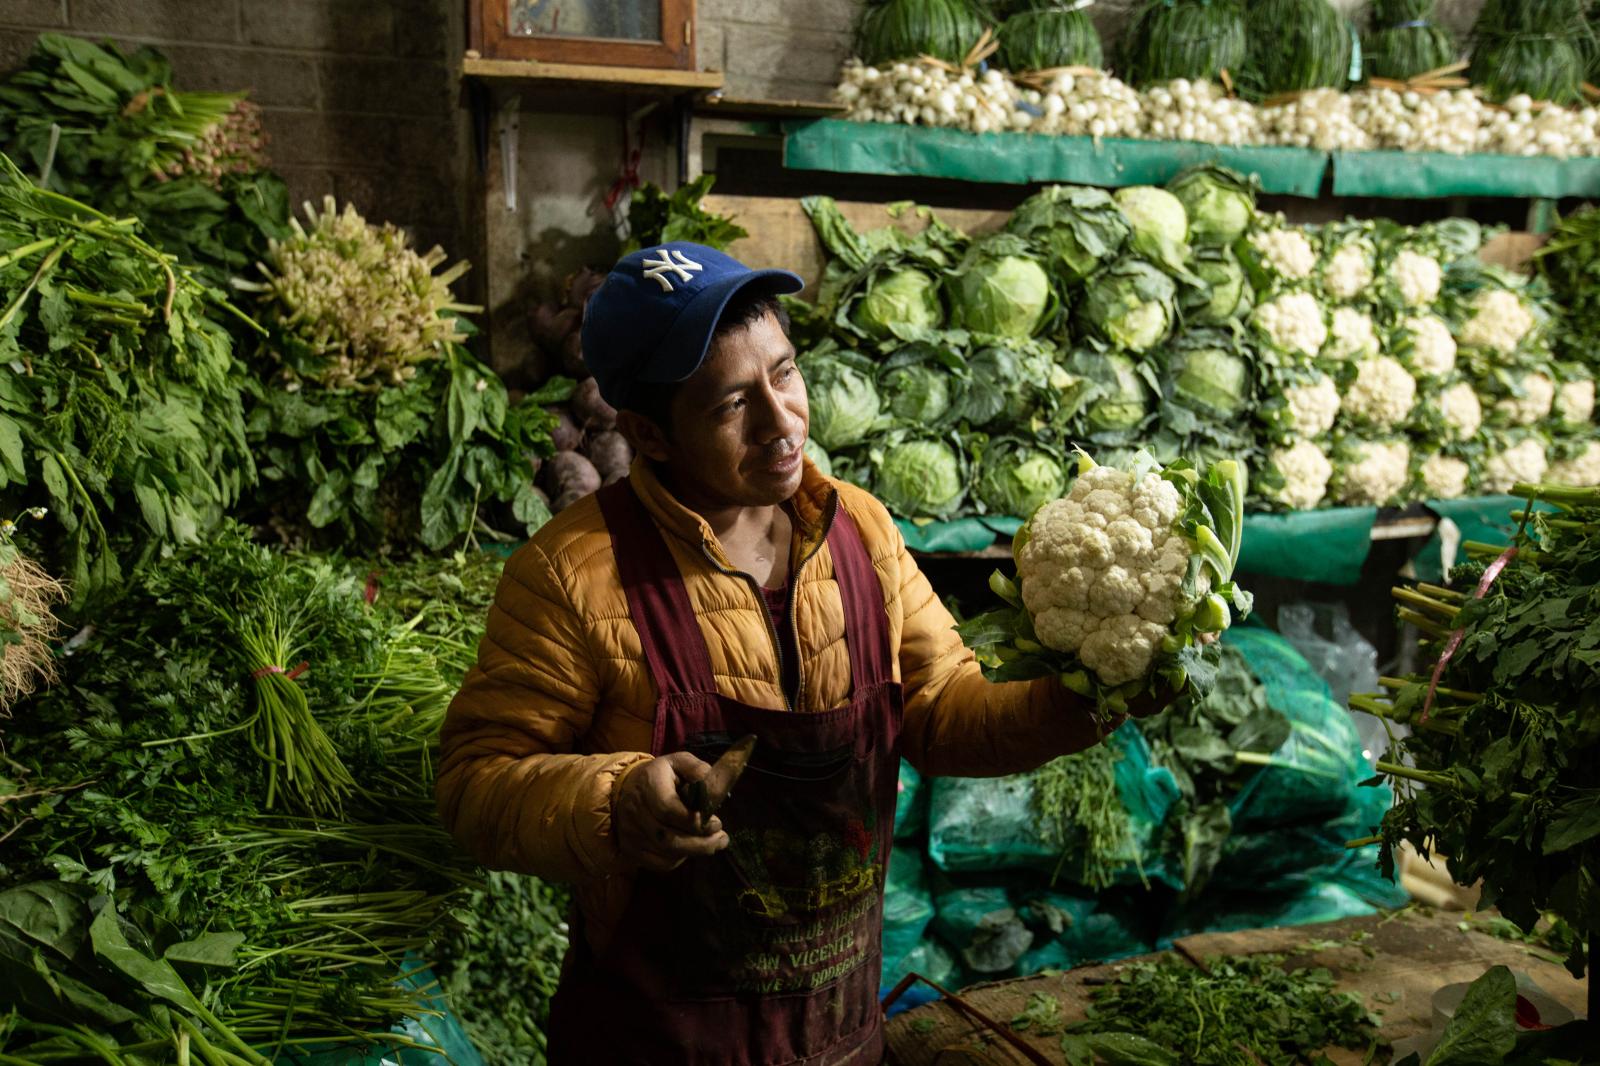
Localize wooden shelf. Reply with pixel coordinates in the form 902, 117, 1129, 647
696, 93, 847, 119
462, 55, 724, 95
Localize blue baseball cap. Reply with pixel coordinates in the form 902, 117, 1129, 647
581, 241, 804, 410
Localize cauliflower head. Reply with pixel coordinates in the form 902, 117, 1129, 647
1457, 288, 1535, 354
1322, 242, 1374, 303
1333, 439, 1411, 506
1547, 442, 1600, 487
1439, 381, 1483, 441
1260, 438, 1333, 510
1018, 464, 1191, 686
1556, 378, 1596, 425
1391, 250, 1443, 307
1418, 454, 1470, 499
1252, 292, 1327, 360
1480, 438, 1548, 494
1400, 315, 1457, 378
1248, 227, 1317, 281
1342, 356, 1417, 429
1282, 372, 1342, 437
1322, 307, 1380, 364
1493, 371, 1555, 426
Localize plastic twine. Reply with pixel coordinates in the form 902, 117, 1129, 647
251, 661, 309, 681
1419, 545, 1517, 722
1391, 19, 1431, 29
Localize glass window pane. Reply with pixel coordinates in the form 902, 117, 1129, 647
507, 0, 662, 41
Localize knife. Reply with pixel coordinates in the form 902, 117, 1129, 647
678, 734, 757, 834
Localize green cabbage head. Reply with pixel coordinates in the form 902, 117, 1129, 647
850, 267, 943, 340
1185, 247, 1253, 325
799, 349, 882, 450
949, 235, 1055, 339
1081, 257, 1177, 353
976, 438, 1067, 518
803, 437, 833, 478
1167, 166, 1256, 247
1006, 185, 1130, 283
880, 361, 956, 424
1115, 186, 1189, 246
1165, 343, 1252, 421
873, 435, 966, 518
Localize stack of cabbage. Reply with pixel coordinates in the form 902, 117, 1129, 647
796, 169, 1599, 525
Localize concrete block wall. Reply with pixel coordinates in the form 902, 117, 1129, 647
0, 0, 470, 261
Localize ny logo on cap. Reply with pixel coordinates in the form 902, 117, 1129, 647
641, 248, 703, 292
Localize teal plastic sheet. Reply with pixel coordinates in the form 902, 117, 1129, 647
1208, 781, 1398, 897
275, 959, 484, 1065
1332, 149, 1600, 199
882, 846, 937, 988
1412, 495, 1557, 584
784, 120, 1329, 196
894, 759, 927, 841
1013, 890, 1157, 974
895, 516, 998, 553
1237, 507, 1377, 585
926, 723, 1183, 891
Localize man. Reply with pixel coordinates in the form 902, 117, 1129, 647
437, 241, 1156, 1065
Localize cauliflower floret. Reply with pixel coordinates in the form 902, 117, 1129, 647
1322, 243, 1374, 302
1076, 614, 1168, 687
1322, 307, 1380, 364
1480, 438, 1548, 494
1283, 373, 1341, 437
1022, 564, 1094, 617
1547, 442, 1600, 487
1127, 473, 1182, 532
1457, 288, 1535, 354
1105, 515, 1156, 566
1556, 378, 1596, 425
1249, 227, 1317, 281
1089, 565, 1146, 617
1342, 356, 1417, 429
1259, 438, 1333, 510
1391, 250, 1443, 307
1439, 381, 1483, 441
1081, 489, 1131, 521
1419, 454, 1470, 499
1333, 439, 1411, 506
1031, 607, 1098, 655
1494, 371, 1555, 425
1400, 315, 1457, 378
1252, 291, 1328, 360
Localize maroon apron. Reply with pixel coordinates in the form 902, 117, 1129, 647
547, 479, 903, 1066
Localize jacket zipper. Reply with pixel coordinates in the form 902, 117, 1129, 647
699, 492, 839, 713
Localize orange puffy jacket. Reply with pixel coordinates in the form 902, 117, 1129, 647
436, 457, 1099, 953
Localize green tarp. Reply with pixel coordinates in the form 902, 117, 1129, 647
1236, 507, 1378, 585
1412, 495, 1558, 583
783, 120, 1329, 196
1332, 149, 1600, 199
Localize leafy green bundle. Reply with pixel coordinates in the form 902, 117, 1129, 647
1363, 0, 1458, 83
996, 0, 1103, 74
1468, 0, 1590, 104
0, 34, 289, 287
0, 528, 483, 1060
1119, 0, 1248, 87
622, 174, 748, 255
1031, 744, 1130, 891
0, 154, 258, 607
1058, 953, 1379, 1066
1358, 483, 1600, 977
855, 0, 993, 66
1533, 205, 1600, 374
1239, 0, 1354, 99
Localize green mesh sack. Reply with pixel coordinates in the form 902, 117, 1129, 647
881, 846, 936, 985
926, 723, 1182, 891
895, 759, 927, 841
1222, 627, 1370, 833
931, 879, 1035, 977
1208, 781, 1398, 896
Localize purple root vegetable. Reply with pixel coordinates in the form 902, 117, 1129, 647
530, 303, 580, 355
584, 430, 634, 481
568, 267, 605, 310
540, 450, 601, 500
552, 488, 589, 512
560, 330, 587, 378
571, 376, 617, 431
547, 407, 583, 452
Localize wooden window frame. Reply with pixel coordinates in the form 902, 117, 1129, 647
469, 0, 696, 70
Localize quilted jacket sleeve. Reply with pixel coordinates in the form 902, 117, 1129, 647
887, 522, 1106, 778
435, 539, 650, 884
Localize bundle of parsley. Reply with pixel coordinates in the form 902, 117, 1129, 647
0, 527, 484, 1060
1357, 482, 1600, 981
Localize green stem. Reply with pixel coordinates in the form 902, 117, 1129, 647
0, 235, 60, 271
0, 240, 70, 334
1376, 760, 1453, 788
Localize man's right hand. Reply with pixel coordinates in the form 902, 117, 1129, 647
613, 752, 732, 873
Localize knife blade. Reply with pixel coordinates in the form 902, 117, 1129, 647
678, 734, 757, 834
